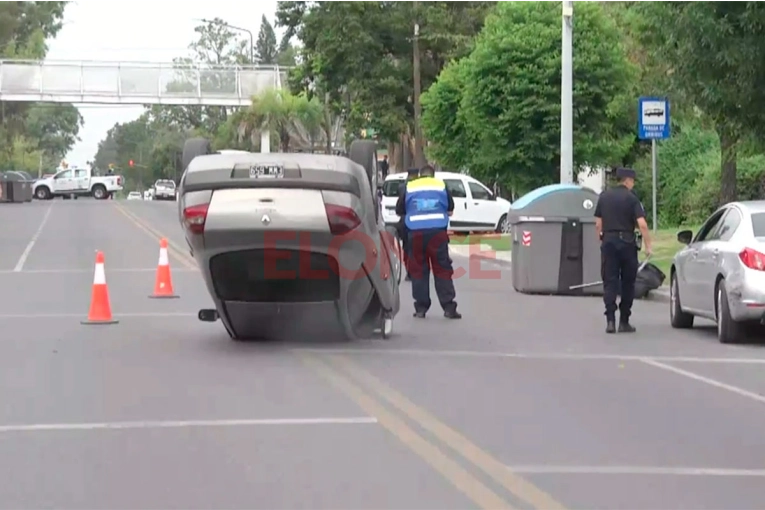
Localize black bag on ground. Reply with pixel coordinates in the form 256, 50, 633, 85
634, 262, 665, 299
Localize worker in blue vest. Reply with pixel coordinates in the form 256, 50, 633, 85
395, 164, 461, 319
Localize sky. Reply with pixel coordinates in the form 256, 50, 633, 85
45, 0, 279, 165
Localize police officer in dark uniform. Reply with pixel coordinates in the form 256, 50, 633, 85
397, 169, 419, 281
594, 167, 653, 334
395, 164, 461, 319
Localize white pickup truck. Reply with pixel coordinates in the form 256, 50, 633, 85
33, 167, 124, 200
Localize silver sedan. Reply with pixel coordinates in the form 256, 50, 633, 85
670, 201, 765, 343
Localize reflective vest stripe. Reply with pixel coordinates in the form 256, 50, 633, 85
409, 213, 447, 222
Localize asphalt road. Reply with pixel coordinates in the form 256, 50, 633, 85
1, 198, 765, 510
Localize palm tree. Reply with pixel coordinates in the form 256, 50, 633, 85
293, 93, 324, 152
239, 89, 299, 152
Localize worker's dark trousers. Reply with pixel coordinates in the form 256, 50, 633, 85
407, 228, 457, 314
601, 237, 639, 322
398, 222, 411, 277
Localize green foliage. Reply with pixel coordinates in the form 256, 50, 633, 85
420, 59, 472, 170
278, 1, 495, 144
633, 1, 765, 204
255, 15, 279, 64
422, 2, 635, 193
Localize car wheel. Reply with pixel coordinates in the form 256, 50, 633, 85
92, 185, 107, 200
496, 213, 509, 234
182, 137, 212, 171
35, 187, 51, 200
716, 279, 745, 344
669, 271, 694, 329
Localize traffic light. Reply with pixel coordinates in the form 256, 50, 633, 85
128, 160, 134, 167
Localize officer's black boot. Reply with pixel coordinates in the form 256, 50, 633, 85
618, 320, 636, 333
413, 310, 426, 319
606, 319, 616, 334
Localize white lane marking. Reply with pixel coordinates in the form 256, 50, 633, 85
0, 417, 378, 433
0, 268, 197, 275
0, 312, 198, 319
292, 348, 765, 365
641, 358, 765, 404
13, 202, 54, 272
505, 465, 765, 477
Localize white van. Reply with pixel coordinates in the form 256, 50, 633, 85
381, 171, 511, 233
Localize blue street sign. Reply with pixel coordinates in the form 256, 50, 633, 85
638, 97, 670, 140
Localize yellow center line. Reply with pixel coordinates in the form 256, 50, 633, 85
298, 353, 514, 510
329, 354, 568, 510
112, 202, 197, 270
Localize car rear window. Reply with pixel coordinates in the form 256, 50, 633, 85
156, 180, 175, 188
751, 213, 765, 237
382, 179, 405, 197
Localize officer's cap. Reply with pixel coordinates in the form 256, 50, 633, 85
615, 167, 636, 180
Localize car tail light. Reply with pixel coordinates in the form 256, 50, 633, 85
117, 176, 122, 186
183, 203, 209, 235
739, 247, 765, 271
324, 204, 361, 235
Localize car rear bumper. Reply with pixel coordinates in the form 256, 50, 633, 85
728, 272, 765, 322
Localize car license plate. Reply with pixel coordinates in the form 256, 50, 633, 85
249, 165, 284, 179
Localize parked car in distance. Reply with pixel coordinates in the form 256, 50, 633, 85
127, 191, 142, 200
381, 171, 511, 233
670, 201, 765, 343
153, 179, 177, 201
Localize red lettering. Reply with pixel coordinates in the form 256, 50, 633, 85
263, 231, 296, 280
468, 244, 501, 280
298, 232, 329, 280
328, 230, 377, 281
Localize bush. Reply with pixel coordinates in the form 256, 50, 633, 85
632, 119, 765, 227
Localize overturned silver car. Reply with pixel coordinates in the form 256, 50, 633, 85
177, 138, 402, 341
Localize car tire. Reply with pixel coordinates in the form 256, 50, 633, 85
35, 186, 51, 200
669, 271, 694, 329
496, 213, 509, 234
182, 137, 212, 171
92, 185, 107, 200
348, 140, 378, 195
716, 279, 745, 344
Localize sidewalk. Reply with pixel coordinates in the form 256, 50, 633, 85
449, 243, 512, 265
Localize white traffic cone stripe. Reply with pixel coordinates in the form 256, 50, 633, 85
93, 263, 106, 285
158, 248, 169, 266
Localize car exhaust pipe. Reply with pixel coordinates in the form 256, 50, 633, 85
198, 309, 219, 322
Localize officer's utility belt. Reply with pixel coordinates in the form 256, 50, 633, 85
603, 230, 642, 249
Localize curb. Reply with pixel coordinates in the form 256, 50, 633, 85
467, 252, 513, 267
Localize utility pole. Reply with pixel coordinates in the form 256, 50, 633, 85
560, 1, 574, 184
412, 1, 426, 169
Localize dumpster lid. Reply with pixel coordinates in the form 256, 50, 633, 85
510, 184, 582, 210
181, 152, 363, 197
509, 183, 599, 220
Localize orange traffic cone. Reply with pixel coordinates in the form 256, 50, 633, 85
149, 238, 179, 299
81, 251, 118, 325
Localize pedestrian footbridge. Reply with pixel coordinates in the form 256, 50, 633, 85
0, 59, 286, 106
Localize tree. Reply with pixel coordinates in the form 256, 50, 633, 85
145, 19, 249, 136
235, 89, 324, 152
422, 2, 635, 193
420, 58, 473, 171
26, 104, 84, 171
0, 2, 76, 171
276, 1, 495, 166
255, 15, 279, 64
633, 1, 765, 204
